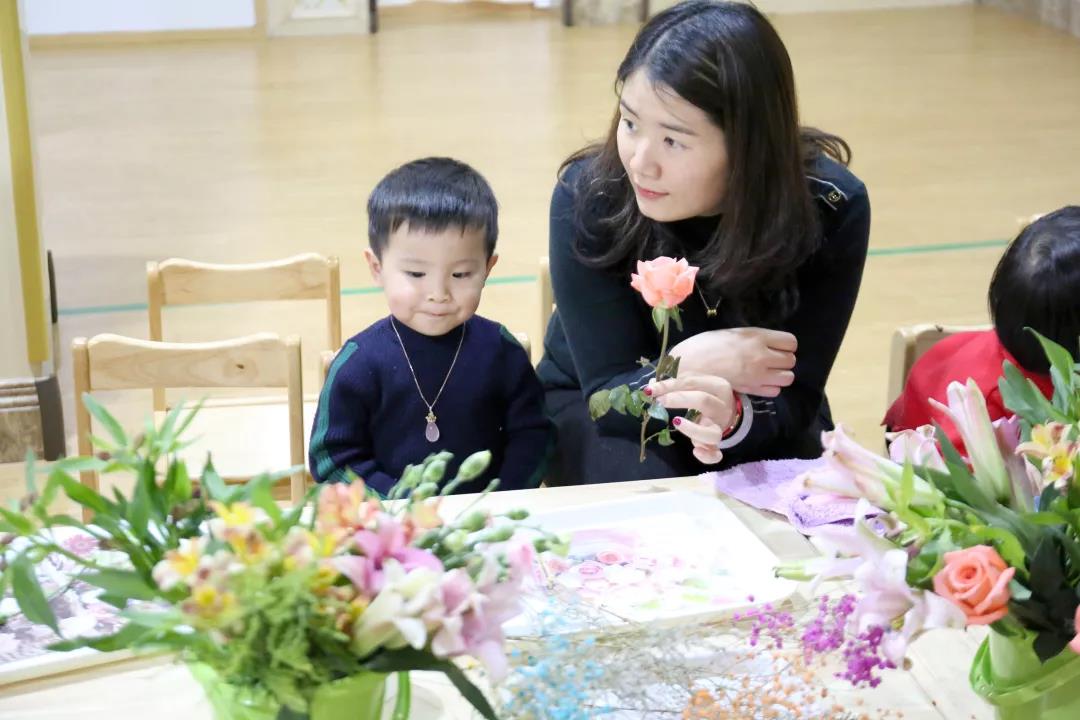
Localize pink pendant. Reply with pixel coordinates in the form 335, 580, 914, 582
425, 421, 440, 443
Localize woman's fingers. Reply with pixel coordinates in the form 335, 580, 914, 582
649, 373, 732, 399
761, 329, 798, 352
648, 375, 735, 428
672, 415, 725, 446
693, 444, 724, 465
766, 348, 797, 370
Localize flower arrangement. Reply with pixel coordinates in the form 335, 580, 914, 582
780, 332, 1080, 717
0, 398, 562, 720
588, 256, 701, 461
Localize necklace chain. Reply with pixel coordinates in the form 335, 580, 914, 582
696, 287, 722, 318
390, 317, 466, 423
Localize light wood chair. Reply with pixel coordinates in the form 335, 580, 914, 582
72, 333, 307, 513
886, 323, 991, 409
538, 256, 554, 350
147, 253, 340, 411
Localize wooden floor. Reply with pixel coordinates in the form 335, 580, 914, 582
23, 1, 1080, 459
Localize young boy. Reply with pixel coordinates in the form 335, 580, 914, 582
884, 206, 1080, 449
309, 157, 553, 495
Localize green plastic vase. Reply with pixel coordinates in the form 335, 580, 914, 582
970, 630, 1080, 719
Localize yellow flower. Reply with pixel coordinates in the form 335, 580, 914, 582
1017, 422, 1078, 488
182, 583, 238, 623
153, 537, 206, 591
209, 501, 258, 529
224, 528, 271, 565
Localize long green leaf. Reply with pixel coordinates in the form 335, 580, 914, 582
81, 569, 160, 601
55, 470, 112, 516
81, 393, 127, 446
248, 474, 283, 524
48, 622, 156, 653
0, 506, 33, 534
201, 460, 229, 501
129, 464, 154, 537
437, 660, 498, 720
10, 554, 59, 633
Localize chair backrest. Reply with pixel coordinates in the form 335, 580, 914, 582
72, 333, 306, 512
887, 323, 992, 409
148, 253, 340, 409
538, 256, 554, 350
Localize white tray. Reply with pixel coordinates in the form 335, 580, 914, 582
508, 491, 797, 635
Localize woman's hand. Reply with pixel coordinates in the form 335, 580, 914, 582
670, 328, 796, 397
646, 374, 736, 465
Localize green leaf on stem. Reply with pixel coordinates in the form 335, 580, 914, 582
587, 390, 611, 420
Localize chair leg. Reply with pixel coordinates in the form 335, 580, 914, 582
369, 0, 378, 33
562, 0, 573, 27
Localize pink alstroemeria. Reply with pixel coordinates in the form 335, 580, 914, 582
427, 540, 533, 681
800, 426, 942, 511
336, 514, 443, 596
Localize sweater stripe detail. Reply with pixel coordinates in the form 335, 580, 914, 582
310, 341, 360, 484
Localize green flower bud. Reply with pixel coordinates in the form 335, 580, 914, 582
421, 459, 448, 485
412, 483, 439, 501
443, 529, 467, 552
399, 464, 423, 488
478, 526, 514, 544
459, 511, 488, 533
456, 451, 491, 483
506, 508, 529, 521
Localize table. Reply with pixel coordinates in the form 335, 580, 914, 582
0, 477, 992, 719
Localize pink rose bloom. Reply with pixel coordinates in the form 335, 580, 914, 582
630, 257, 698, 309
596, 549, 628, 565
932, 545, 1016, 625
573, 561, 606, 578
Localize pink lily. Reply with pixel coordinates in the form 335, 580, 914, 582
930, 380, 1012, 504
800, 426, 942, 511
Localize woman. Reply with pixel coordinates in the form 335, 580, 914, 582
537, 0, 871, 484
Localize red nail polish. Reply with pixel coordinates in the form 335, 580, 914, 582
673, 417, 682, 426
643, 387, 653, 396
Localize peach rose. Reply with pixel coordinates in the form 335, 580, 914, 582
630, 257, 698, 309
932, 545, 1016, 625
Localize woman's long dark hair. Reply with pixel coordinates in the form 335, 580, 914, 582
561, 0, 850, 325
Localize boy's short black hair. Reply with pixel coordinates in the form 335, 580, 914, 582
367, 157, 498, 259
989, 206, 1080, 372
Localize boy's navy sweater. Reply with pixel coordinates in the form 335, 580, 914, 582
309, 315, 552, 495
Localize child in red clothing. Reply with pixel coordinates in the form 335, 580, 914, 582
884, 206, 1080, 449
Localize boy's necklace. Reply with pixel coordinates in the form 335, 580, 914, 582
390, 317, 466, 443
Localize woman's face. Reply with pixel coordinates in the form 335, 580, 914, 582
616, 69, 729, 222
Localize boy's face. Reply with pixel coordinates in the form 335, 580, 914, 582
365, 223, 498, 336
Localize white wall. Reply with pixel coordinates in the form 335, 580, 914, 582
24, 0, 257, 36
